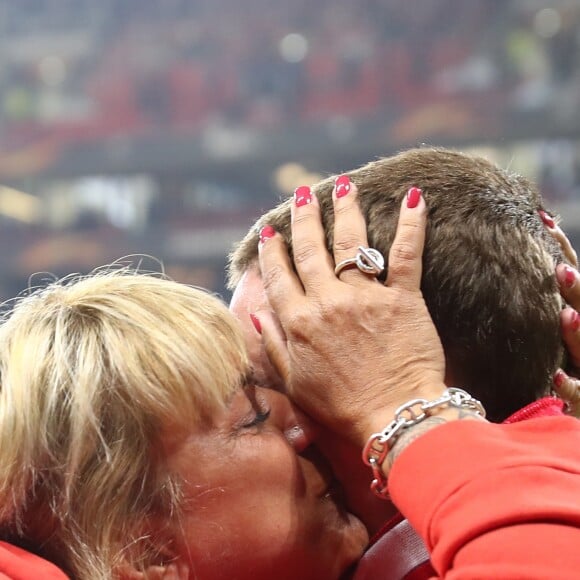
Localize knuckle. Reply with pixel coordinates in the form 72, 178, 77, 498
334, 199, 356, 216
399, 217, 423, 235
293, 242, 319, 267
390, 240, 419, 265
387, 259, 413, 281
319, 294, 356, 320
260, 263, 285, 291
292, 210, 314, 229
287, 309, 316, 338
334, 233, 363, 254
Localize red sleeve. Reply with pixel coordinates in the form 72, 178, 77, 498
388, 416, 580, 579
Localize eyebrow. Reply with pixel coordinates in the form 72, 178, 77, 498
240, 368, 257, 389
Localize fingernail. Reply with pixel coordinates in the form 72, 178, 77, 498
294, 185, 312, 207
538, 210, 556, 229
564, 265, 577, 288
554, 369, 566, 389
572, 311, 580, 332
334, 174, 351, 198
406, 186, 422, 209
259, 225, 276, 244
249, 313, 262, 335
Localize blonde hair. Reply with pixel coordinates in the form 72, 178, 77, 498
0, 270, 248, 578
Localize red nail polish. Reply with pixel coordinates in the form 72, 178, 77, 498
249, 313, 262, 335
294, 186, 312, 207
334, 175, 351, 198
406, 187, 422, 209
554, 369, 566, 388
538, 210, 555, 229
572, 311, 580, 332
259, 225, 276, 244
564, 266, 577, 288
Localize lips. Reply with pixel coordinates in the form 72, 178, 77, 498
300, 445, 338, 498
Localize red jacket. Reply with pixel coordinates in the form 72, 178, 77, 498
354, 397, 579, 579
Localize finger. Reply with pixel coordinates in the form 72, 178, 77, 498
255, 309, 291, 388
553, 227, 578, 268
539, 210, 578, 268
553, 369, 580, 418
332, 175, 376, 285
291, 186, 335, 295
258, 225, 306, 321
560, 307, 580, 368
386, 187, 427, 291
556, 264, 580, 311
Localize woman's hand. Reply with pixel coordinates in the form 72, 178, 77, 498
256, 178, 447, 446
554, 263, 580, 417
540, 210, 580, 416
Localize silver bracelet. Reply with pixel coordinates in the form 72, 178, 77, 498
362, 387, 486, 498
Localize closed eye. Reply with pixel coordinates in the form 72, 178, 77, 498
242, 408, 271, 429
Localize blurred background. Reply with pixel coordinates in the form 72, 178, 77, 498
1, 0, 580, 300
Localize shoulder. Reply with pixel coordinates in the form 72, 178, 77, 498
0, 541, 68, 580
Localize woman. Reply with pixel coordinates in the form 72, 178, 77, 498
0, 272, 367, 579
1, 197, 579, 579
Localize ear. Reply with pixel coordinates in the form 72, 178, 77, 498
117, 560, 189, 580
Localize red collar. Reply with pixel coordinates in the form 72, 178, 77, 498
503, 396, 565, 424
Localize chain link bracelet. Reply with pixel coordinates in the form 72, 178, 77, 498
362, 387, 486, 498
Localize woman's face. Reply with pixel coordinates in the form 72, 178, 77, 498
166, 384, 368, 580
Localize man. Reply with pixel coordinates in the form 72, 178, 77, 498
228, 147, 570, 578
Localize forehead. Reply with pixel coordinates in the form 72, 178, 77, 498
229, 265, 268, 313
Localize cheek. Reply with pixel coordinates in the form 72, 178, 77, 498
182, 444, 309, 572
178, 436, 366, 580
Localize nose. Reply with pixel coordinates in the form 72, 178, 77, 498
284, 406, 320, 454
256, 385, 321, 453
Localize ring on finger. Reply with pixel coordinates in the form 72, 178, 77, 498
334, 246, 385, 277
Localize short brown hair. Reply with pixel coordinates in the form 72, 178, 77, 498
228, 147, 565, 422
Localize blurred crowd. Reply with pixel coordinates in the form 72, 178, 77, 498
2, 0, 580, 148
1, 0, 580, 300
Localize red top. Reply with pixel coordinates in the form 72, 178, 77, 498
354, 397, 576, 579
389, 413, 580, 578
502, 395, 565, 423
0, 542, 68, 580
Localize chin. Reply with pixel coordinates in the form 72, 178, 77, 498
343, 512, 370, 561
321, 499, 369, 577
326, 479, 369, 542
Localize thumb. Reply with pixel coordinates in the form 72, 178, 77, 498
255, 309, 291, 385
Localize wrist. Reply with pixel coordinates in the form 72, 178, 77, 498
362, 388, 487, 498
363, 384, 448, 442
386, 406, 486, 471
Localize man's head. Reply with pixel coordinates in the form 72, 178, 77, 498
229, 147, 566, 422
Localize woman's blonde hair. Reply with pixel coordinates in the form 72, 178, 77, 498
0, 270, 248, 578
